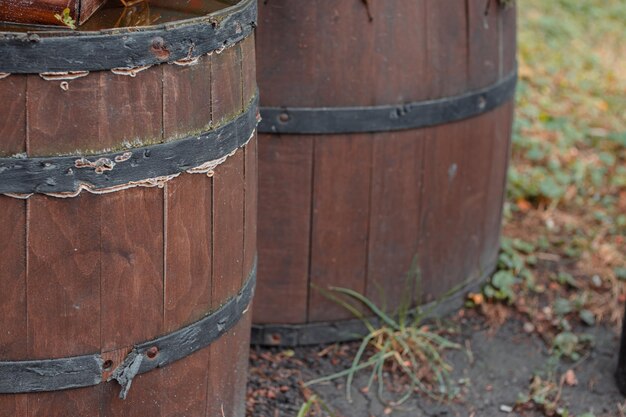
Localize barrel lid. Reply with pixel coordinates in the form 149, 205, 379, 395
0, 0, 256, 73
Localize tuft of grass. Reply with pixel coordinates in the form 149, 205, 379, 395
297, 395, 334, 417
307, 283, 461, 407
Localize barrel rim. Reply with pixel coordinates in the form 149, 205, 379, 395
0, 0, 256, 73
258, 68, 517, 135
0, 258, 256, 397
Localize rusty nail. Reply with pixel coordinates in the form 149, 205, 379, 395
102, 360, 114, 371
278, 112, 290, 123
146, 346, 159, 359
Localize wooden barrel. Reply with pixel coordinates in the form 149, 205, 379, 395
0, 1, 257, 416
253, 0, 517, 346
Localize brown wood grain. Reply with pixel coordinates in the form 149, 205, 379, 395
163, 54, 212, 140
308, 135, 372, 322
206, 311, 251, 417
212, 44, 243, 123
366, 130, 425, 311
26, 193, 102, 417
99, 188, 164, 417
0, 76, 26, 157
159, 350, 210, 417
258, 1, 430, 107
468, 0, 500, 89
240, 35, 257, 106
0, 74, 28, 417
418, 115, 494, 302
481, 102, 514, 268
213, 150, 245, 302
100, 187, 164, 351
26, 195, 101, 358
27, 69, 163, 157
501, 3, 517, 75
254, 134, 313, 324
0, 394, 27, 417
164, 175, 213, 332
425, 0, 468, 98
243, 136, 258, 284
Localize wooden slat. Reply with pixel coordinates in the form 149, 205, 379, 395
366, 130, 425, 311
206, 311, 251, 417
210, 39, 245, 300
100, 188, 164, 351
0, 394, 27, 417
501, 3, 517, 76
425, 0, 468, 98
212, 44, 243, 123
240, 35, 257, 105
159, 350, 210, 417
0, 75, 27, 417
243, 136, 258, 283
481, 102, 514, 268
212, 150, 245, 302
26, 196, 101, 358
308, 135, 372, 322
99, 187, 164, 417
101, 369, 162, 417
0, 76, 26, 156
27, 388, 101, 417
162, 55, 212, 140
26, 69, 163, 156
256, 0, 318, 107
255, 135, 313, 324
418, 115, 494, 302
366, 1, 429, 104
26, 78, 103, 415
164, 175, 213, 331
258, 1, 428, 107
468, 0, 500, 89
26, 194, 102, 417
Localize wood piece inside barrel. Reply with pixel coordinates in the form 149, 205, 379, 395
253, 0, 517, 346
0, 1, 257, 416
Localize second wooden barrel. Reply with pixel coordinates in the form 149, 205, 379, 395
253, 0, 517, 345
0, 1, 257, 415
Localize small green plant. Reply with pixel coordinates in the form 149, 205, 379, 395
307, 280, 461, 407
297, 395, 334, 417
476, 238, 536, 305
54, 7, 77, 29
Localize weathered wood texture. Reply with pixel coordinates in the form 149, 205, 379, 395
0, 34, 256, 416
254, 0, 516, 336
0, 0, 106, 26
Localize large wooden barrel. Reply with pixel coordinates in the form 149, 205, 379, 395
253, 0, 517, 345
0, 1, 257, 416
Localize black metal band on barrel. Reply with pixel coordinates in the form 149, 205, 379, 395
0, 0, 256, 73
0, 95, 258, 195
0, 259, 256, 396
258, 69, 517, 135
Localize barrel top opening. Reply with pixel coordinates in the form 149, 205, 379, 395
0, 0, 257, 73
0, 0, 240, 33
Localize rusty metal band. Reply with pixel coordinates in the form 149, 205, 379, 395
0, 259, 256, 397
258, 69, 517, 135
0, 0, 256, 73
251, 259, 494, 346
0, 95, 258, 196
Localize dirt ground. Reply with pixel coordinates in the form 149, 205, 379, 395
247, 314, 624, 417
